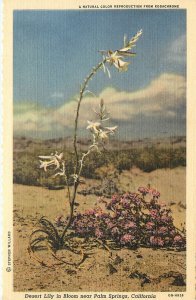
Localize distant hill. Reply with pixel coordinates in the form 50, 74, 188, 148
13, 135, 186, 187
13, 135, 186, 153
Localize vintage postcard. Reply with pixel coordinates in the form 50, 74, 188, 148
2, 0, 196, 299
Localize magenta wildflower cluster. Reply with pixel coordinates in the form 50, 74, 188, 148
56, 187, 186, 250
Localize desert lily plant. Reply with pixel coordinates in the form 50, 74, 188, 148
28, 30, 143, 267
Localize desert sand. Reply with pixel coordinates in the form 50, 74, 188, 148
13, 167, 186, 292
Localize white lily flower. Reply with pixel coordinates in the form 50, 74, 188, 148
122, 29, 143, 51
100, 126, 117, 142
106, 51, 130, 72
39, 159, 59, 172
87, 120, 118, 143
111, 53, 130, 72
54, 151, 63, 161
39, 151, 63, 161
39, 160, 49, 172
103, 126, 118, 134
87, 99, 118, 144
97, 126, 117, 142
98, 130, 109, 141
86, 121, 101, 134
87, 121, 117, 136
101, 29, 142, 72
38, 151, 63, 172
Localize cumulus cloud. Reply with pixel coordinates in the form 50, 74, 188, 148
165, 34, 186, 66
50, 92, 64, 99
14, 73, 186, 139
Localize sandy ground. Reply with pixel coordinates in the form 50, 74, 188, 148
13, 167, 186, 292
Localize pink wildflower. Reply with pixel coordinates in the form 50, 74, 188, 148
95, 228, 104, 238
158, 226, 168, 234
170, 230, 176, 236
173, 235, 183, 244
85, 209, 95, 215
138, 187, 149, 196
149, 188, 160, 198
124, 221, 137, 229
146, 221, 155, 230
161, 214, 172, 223
111, 227, 120, 236
120, 198, 130, 208
120, 233, 133, 244
150, 209, 159, 218
107, 221, 115, 229
150, 236, 164, 247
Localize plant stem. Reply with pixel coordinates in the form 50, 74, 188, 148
60, 58, 107, 243
73, 59, 107, 174
60, 199, 75, 245
65, 180, 71, 204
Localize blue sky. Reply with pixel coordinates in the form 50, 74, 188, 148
14, 10, 186, 139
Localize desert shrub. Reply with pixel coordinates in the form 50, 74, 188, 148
13, 146, 186, 185
81, 151, 111, 179
39, 174, 66, 188
95, 164, 119, 179
13, 150, 75, 187
170, 147, 186, 168
13, 152, 41, 186
135, 147, 159, 172
134, 147, 186, 172
113, 151, 133, 173
69, 187, 186, 250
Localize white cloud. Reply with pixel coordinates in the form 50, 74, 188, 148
50, 92, 64, 99
14, 73, 186, 139
165, 34, 186, 65
55, 73, 185, 123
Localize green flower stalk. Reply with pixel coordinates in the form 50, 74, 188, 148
38, 29, 143, 245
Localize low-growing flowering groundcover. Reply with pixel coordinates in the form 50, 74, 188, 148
70, 188, 185, 250
28, 30, 186, 269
